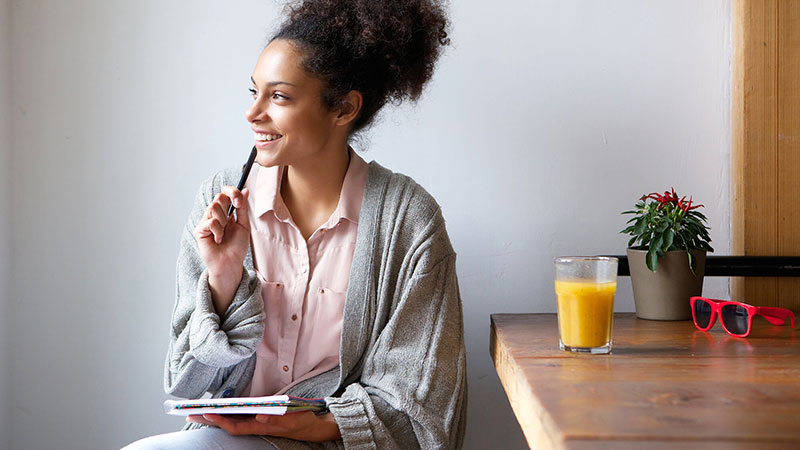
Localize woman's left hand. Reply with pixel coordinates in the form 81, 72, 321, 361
186, 411, 341, 442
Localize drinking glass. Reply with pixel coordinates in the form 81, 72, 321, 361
554, 256, 618, 354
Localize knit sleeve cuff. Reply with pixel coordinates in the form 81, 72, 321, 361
326, 395, 377, 450
188, 267, 264, 367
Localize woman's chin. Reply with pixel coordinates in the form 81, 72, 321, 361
255, 152, 280, 168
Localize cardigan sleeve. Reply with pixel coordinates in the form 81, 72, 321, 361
163, 172, 265, 399
325, 233, 467, 450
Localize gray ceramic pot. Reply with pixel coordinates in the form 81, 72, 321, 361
627, 248, 706, 321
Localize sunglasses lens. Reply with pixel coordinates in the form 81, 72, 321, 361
693, 299, 713, 328
720, 304, 749, 335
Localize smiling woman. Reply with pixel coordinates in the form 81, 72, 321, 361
122, 0, 465, 449
244, 39, 357, 179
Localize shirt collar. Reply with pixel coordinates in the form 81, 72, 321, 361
251, 148, 369, 225
335, 148, 369, 225
252, 164, 289, 221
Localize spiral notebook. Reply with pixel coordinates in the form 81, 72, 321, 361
163, 395, 327, 416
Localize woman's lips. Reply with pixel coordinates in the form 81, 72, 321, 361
254, 131, 283, 148
255, 137, 282, 148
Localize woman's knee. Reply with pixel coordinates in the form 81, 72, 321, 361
121, 427, 275, 450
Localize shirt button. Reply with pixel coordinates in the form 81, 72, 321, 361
320, 288, 325, 294
282, 365, 289, 372
276, 283, 281, 288
291, 314, 298, 321
321, 229, 326, 234
222, 388, 235, 398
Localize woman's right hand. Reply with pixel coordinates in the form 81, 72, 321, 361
193, 186, 251, 313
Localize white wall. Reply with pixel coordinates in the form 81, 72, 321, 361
7, 1, 730, 449
0, 0, 12, 447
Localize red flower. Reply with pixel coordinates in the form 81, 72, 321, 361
641, 188, 704, 213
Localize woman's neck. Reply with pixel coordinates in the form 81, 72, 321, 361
280, 145, 351, 240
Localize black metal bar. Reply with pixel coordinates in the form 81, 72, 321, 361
607, 255, 800, 277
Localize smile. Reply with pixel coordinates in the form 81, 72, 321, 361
254, 132, 283, 141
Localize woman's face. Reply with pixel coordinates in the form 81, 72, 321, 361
245, 39, 343, 168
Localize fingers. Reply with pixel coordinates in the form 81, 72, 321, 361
194, 217, 218, 244
203, 414, 262, 436
207, 198, 229, 244
196, 186, 246, 244
235, 188, 250, 225
220, 186, 250, 227
195, 215, 226, 245
186, 415, 217, 427
221, 186, 245, 213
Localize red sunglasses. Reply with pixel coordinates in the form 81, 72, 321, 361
690, 296, 796, 337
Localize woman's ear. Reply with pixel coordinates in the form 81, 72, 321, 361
335, 90, 363, 127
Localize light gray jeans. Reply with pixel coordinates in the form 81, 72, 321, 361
122, 427, 278, 450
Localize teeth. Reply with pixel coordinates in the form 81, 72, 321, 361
255, 132, 282, 141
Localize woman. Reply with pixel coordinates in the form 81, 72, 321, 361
125, 0, 465, 448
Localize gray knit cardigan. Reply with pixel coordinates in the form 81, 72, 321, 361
164, 161, 467, 449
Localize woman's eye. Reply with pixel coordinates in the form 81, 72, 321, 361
248, 88, 258, 97
272, 92, 288, 101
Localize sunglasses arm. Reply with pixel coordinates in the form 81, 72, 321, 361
757, 307, 796, 328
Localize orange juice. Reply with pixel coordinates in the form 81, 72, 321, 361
555, 279, 616, 348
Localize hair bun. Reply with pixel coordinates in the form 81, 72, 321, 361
275, 0, 450, 132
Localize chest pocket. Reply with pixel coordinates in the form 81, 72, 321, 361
255, 271, 286, 315
308, 286, 347, 324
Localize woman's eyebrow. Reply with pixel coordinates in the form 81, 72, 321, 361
250, 76, 296, 87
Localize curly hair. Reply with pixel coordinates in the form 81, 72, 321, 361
273, 0, 450, 133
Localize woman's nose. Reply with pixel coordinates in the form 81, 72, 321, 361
245, 100, 265, 123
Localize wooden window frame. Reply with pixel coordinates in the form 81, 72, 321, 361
731, 0, 800, 312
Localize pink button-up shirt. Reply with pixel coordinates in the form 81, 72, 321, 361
244, 150, 368, 397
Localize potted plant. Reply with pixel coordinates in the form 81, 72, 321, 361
621, 188, 713, 320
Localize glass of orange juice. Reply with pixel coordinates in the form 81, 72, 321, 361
554, 256, 618, 354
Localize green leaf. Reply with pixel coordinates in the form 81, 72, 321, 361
652, 234, 664, 253
646, 248, 659, 272
687, 251, 696, 276
634, 220, 647, 235
628, 236, 638, 247
663, 229, 674, 251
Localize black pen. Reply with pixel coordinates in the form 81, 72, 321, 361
227, 146, 258, 217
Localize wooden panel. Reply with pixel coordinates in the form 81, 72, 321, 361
567, 441, 800, 450
776, 2, 800, 310
490, 314, 800, 449
732, 0, 800, 311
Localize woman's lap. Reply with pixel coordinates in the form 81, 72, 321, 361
122, 427, 278, 450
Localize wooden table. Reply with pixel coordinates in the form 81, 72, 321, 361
490, 313, 800, 449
